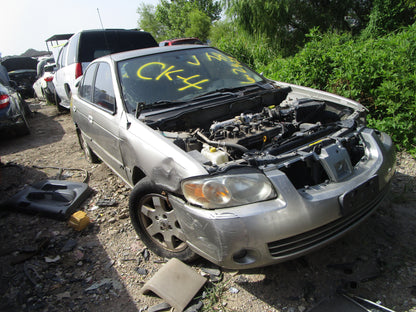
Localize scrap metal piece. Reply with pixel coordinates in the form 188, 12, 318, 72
141, 258, 207, 312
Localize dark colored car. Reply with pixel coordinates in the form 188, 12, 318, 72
71, 45, 395, 269
54, 29, 158, 109
0, 82, 30, 137
159, 37, 203, 47
1, 57, 38, 98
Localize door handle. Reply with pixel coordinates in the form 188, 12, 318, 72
88, 115, 93, 124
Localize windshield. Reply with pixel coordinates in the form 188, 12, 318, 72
117, 47, 265, 112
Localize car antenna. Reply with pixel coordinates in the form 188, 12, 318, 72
97, 8, 111, 53
97, 8, 105, 29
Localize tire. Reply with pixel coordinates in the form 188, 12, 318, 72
54, 90, 66, 113
77, 130, 100, 163
15, 116, 30, 137
18, 94, 32, 118
129, 178, 198, 262
16, 100, 30, 136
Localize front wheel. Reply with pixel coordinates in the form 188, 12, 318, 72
129, 178, 198, 262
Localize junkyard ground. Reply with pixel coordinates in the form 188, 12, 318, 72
0, 100, 415, 312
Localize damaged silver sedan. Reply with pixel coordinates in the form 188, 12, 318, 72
71, 45, 396, 269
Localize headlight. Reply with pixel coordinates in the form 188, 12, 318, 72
182, 173, 277, 209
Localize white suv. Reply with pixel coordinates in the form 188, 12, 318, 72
53, 29, 157, 109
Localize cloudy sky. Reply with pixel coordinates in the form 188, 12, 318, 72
1, 0, 159, 57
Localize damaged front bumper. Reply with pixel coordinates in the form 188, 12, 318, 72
169, 129, 396, 269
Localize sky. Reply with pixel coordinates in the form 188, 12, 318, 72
0, 0, 160, 57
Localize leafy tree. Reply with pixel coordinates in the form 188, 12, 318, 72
185, 9, 212, 40
223, 0, 373, 54
137, 0, 221, 41
155, 0, 194, 38
193, 0, 222, 21
362, 0, 416, 38
137, 4, 167, 41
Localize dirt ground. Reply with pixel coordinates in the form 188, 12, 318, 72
0, 100, 416, 312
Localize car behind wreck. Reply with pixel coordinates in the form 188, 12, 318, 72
70, 45, 395, 269
1, 57, 38, 99
0, 82, 30, 138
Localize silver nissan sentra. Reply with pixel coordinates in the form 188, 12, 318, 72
71, 45, 396, 269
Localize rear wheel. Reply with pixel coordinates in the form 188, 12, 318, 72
16, 99, 30, 136
129, 178, 198, 262
54, 91, 66, 113
15, 115, 30, 136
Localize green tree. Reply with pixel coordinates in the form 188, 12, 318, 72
362, 0, 416, 38
193, 0, 222, 21
222, 0, 373, 54
138, 0, 221, 41
137, 4, 167, 41
185, 9, 212, 40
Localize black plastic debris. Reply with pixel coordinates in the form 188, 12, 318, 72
96, 198, 118, 207
4, 180, 90, 220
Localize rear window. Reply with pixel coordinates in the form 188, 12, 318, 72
67, 32, 80, 65
77, 31, 157, 63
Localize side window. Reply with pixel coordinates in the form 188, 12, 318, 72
56, 48, 63, 69
93, 63, 116, 112
79, 63, 98, 102
58, 44, 68, 68
67, 33, 80, 65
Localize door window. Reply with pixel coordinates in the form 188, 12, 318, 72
78, 63, 98, 102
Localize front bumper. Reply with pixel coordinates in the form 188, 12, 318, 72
170, 128, 396, 269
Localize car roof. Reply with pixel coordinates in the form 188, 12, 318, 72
76, 29, 151, 36
101, 44, 210, 63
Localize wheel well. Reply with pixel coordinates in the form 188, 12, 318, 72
64, 84, 71, 98
132, 167, 146, 186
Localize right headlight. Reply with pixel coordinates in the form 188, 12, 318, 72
182, 173, 277, 209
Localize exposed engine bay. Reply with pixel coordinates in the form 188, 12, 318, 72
144, 86, 367, 189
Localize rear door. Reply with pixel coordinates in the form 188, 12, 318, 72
86, 62, 127, 180
72, 63, 98, 141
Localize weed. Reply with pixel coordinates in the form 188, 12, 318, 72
200, 277, 236, 312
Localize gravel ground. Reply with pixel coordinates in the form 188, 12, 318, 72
0, 101, 415, 312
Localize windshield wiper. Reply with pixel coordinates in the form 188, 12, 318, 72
193, 87, 245, 99
147, 99, 188, 108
